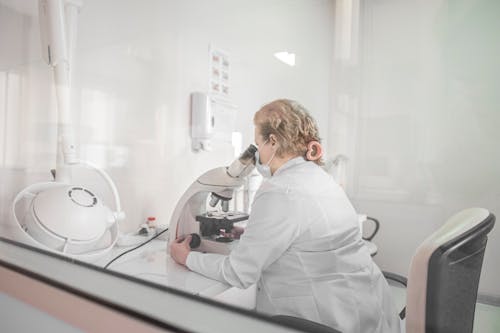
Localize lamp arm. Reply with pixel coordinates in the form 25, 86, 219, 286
77, 160, 126, 222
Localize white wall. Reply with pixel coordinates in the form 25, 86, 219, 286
332, 0, 500, 298
2, 0, 499, 300
0, 1, 334, 231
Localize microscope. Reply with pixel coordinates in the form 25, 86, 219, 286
168, 145, 257, 254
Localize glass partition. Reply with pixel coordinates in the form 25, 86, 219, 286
0, 237, 302, 333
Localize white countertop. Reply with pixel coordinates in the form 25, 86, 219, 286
91, 238, 256, 308
0, 224, 255, 309
93, 239, 226, 296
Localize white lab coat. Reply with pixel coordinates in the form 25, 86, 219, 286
187, 157, 401, 333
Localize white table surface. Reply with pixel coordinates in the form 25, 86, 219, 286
91, 238, 257, 308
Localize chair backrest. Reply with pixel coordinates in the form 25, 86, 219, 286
405, 208, 495, 333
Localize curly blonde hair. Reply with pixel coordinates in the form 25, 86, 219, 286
254, 99, 323, 165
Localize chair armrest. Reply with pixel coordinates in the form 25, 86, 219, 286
382, 271, 407, 319
363, 216, 380, 241
382, 271, 407, 287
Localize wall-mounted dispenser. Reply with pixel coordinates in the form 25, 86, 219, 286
191, 92, 215, 151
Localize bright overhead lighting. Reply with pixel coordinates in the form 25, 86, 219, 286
274, 52, 296, 66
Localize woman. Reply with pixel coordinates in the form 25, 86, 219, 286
170, 99, 400, 332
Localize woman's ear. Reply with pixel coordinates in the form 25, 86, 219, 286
269, 134, 277, 146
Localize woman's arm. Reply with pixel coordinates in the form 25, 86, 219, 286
185, 191, 300, 288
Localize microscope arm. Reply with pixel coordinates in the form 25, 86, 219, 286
197, 167, 247, 189
168, 145, 257, 248
168, 167, 244, 244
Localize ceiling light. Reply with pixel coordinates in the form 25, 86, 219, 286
274, 52, 296, 66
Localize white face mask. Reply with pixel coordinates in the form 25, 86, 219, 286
255, 140, 276, 178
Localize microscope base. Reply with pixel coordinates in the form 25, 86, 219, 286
197, 238, 239, 255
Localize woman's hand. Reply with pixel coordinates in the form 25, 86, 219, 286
230, 226, 245, 239
170, 235, 192, 266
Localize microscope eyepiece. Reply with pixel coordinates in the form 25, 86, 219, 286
239, 144, 257, 164
227, 144, 257, 178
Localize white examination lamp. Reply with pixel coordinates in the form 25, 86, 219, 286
11, 0, 125, 261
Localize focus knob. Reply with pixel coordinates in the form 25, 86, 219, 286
189, 233, 201, 249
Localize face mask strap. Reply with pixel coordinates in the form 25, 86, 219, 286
266, 150, 276, 168
263, 138, 278, 167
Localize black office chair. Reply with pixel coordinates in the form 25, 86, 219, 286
384, 207, 495, 333
363, 216, 380, 242
362, 216, 380, 256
